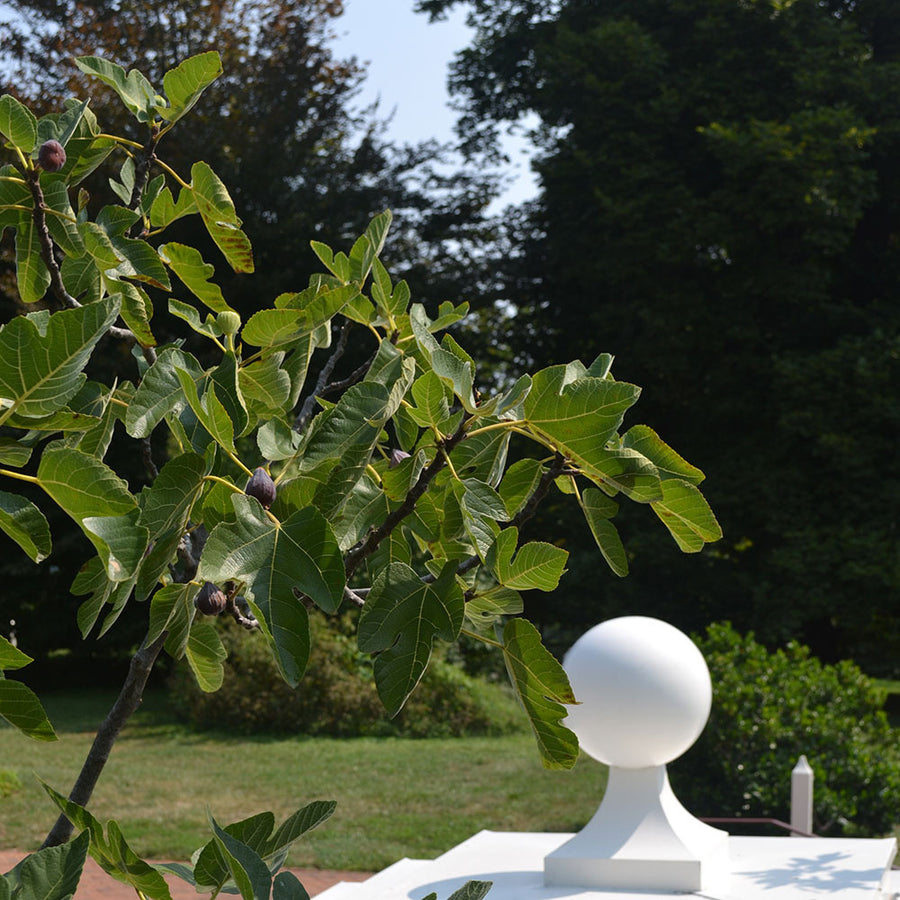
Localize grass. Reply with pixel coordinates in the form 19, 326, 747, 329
0, 689, 607, 871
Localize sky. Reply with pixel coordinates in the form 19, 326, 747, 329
329, 0, 538, 207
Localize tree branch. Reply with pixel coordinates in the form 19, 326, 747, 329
24, 170, 152, 354
293, 321, 352, 432
344, 418, 470, 579
425, 452, 569, 585
127, 125, 160, 234
42, 526, 201, 847
41, 631, 167, 848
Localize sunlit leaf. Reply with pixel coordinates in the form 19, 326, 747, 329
159, 242, 231, 313
191, 162, 253, 272
651, 478, 722, 552
501, 618, 577, 769
74, 57, 163, 123
0, 94, 37, 151
0, 679, 56, 741
0, 294, 119, 418
491, 527, 567, 591
523, 365, 648, 495
0, 490, 51, 562
160, 51, 223, 125
199, 496, 345, 685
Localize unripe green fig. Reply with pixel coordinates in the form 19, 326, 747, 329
245, 467, 276, 508
195, 581, 227, 616
37, 140, 66, 173
217, 310, 241, 335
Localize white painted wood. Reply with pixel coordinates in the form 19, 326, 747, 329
791, 755, 814, 836
316, 831, 899, 899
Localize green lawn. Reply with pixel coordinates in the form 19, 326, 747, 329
0, 690, 607, 871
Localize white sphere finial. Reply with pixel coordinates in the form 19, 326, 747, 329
562, 616, 711, 768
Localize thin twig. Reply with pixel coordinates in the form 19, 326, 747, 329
344, 417, 470, 579
42, 528, 202, 846
343, 586, 367, 608
140, 437, 158, 480
24, 170, 145, 348
25, 170, 83, 312
293, 321, 352, 432
318, 347, 378, 399
424, 452, 570, 586
127, 125, 160, 235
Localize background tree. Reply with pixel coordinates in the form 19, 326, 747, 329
418, 0, 900, 671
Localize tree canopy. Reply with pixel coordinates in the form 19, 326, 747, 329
420, 0, 900, 669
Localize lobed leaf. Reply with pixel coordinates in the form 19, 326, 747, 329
0, 295, 119, 418
199, 496, 345, 685
651, 478, 722, 552
523, 365, 646, 495
74, 57, 163, 123
358, 562, 464, 716
126, 348, 204, 438
491, 527, 568, 592
501, 618, 578, 770
159, 241, 231, 313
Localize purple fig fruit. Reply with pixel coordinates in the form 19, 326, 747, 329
389, 449, 411, 468
194, 581, 227, 616
37, 140, 66, 173
245, 467, 276, 508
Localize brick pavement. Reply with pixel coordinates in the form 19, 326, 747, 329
0, 850, 370, 898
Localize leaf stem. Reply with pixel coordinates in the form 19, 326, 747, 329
0, 467, 39, 484
203, 474, 244, 494
96, 133, 144, 150
152, 157, 191, 191
460, 627, 503, 649
224, 450, 254, 478
465, 419, 525, 438
441, 444, 461, 481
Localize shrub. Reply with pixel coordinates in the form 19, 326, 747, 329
169, 612, 525, 738
0, 769, 22, 799
670, 622, 900, 836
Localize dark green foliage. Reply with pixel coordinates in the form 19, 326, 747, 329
169, 613, 526, 738
422, 0, 900, 670
670, 623, 900, 836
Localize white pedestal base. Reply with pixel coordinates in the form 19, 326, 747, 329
544, 764, 729, 892
317, 831, 899, 899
